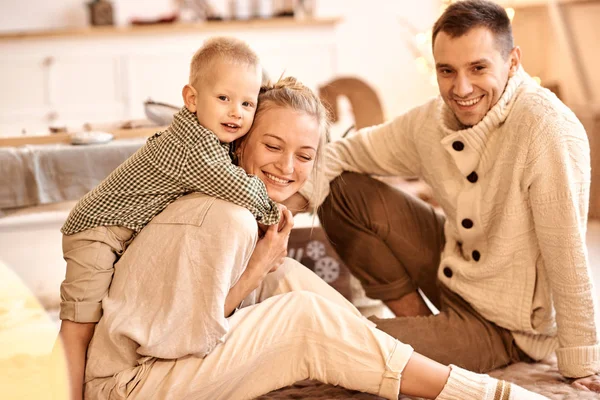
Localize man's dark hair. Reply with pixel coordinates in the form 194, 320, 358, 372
432, 0, 514, 58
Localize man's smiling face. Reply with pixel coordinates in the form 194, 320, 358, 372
433, 26, 520, 127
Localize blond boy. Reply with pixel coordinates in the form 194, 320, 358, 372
56, 37, 279, 400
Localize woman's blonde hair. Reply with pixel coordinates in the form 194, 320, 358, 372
243, 76, 330, 212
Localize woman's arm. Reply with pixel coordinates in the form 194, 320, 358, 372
224, 206, 294, 317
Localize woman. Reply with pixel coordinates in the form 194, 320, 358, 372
82, 78, 546, 400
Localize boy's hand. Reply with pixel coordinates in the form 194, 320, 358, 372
257, 203, 290, 236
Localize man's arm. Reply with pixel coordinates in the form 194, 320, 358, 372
282, 193, 309, 216
299, 103, 430, 210
528, 118, 600, 379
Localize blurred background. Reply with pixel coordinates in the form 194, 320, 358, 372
0, 0, 599, 360
0, 0, 596, 138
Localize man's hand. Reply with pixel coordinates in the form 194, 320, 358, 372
282, 193, 309, 216
571, 374, 600, 392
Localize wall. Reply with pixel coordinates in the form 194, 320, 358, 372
0, 0, 441, 123
498, 1, 600, 113
314, 0, 440, 118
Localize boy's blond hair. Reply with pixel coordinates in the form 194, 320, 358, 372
189, 36, 260, 89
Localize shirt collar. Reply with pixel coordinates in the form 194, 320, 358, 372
171, 106, 216, 148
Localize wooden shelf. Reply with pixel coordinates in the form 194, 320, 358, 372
0, 126, 165, 147
0, 17, 340, 42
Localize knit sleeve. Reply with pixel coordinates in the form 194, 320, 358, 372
299, 103, 427, 209
527, 115, 600, 378
181, 134, 280, 225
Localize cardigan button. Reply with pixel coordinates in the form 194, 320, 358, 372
461, 219, 474, 229
443, 266, 453, 278
452, 141, 465, 151
472, 250, 481, 261
467, 171, 478, 183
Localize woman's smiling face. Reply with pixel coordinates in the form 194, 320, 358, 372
237, 106, 320, 203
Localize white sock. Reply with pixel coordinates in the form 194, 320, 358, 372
435, 365, 549, 400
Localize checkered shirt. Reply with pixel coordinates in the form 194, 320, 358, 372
62, 107, 280, 235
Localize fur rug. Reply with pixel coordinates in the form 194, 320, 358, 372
259, 356, 598, 400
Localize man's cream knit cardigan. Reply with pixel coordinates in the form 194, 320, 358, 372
301, 68, 600, 378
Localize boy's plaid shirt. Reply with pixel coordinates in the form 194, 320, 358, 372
61, 107, 279, 235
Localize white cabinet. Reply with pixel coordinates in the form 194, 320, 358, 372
48, 54, 126, 123
125, 50, 192, 119
0, 18, 339, 137
0, 55, 49, 134
0, 45, 125, 134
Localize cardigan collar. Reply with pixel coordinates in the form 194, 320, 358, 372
437, 67, 529, 176
439, 66, 528, 147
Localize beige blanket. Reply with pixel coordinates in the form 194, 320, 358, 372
0, 139, 145, 210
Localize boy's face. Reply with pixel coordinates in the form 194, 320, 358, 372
188, 60, 262, 143
433, 27, 520, 128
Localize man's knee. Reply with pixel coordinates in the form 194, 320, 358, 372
328, 172, 379, 202
319, 173, 379, 223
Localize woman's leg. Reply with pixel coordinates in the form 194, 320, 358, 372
128, 290, 413, 400
248, 257, 362, 317
122, 290, 547, 400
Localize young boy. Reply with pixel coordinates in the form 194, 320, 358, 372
55, 37, 278, 399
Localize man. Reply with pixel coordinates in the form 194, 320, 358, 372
287, 0, 600, 392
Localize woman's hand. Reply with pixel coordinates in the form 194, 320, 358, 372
224, 206, 293, 317
248, 205, 294, 278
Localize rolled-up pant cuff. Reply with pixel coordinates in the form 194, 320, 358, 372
379, 340, 414, 399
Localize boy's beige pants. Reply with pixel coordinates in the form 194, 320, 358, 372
60, 225, 134, 322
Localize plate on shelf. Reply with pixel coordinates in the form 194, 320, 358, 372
70, 131, 114, 145
144, 100, 179, 126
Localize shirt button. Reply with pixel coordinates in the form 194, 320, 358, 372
461, 219, 474, 229
443, 266, 453, 278
472, 250, 481, 261
452, 141, 465, 151
467, 171, 478, 183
